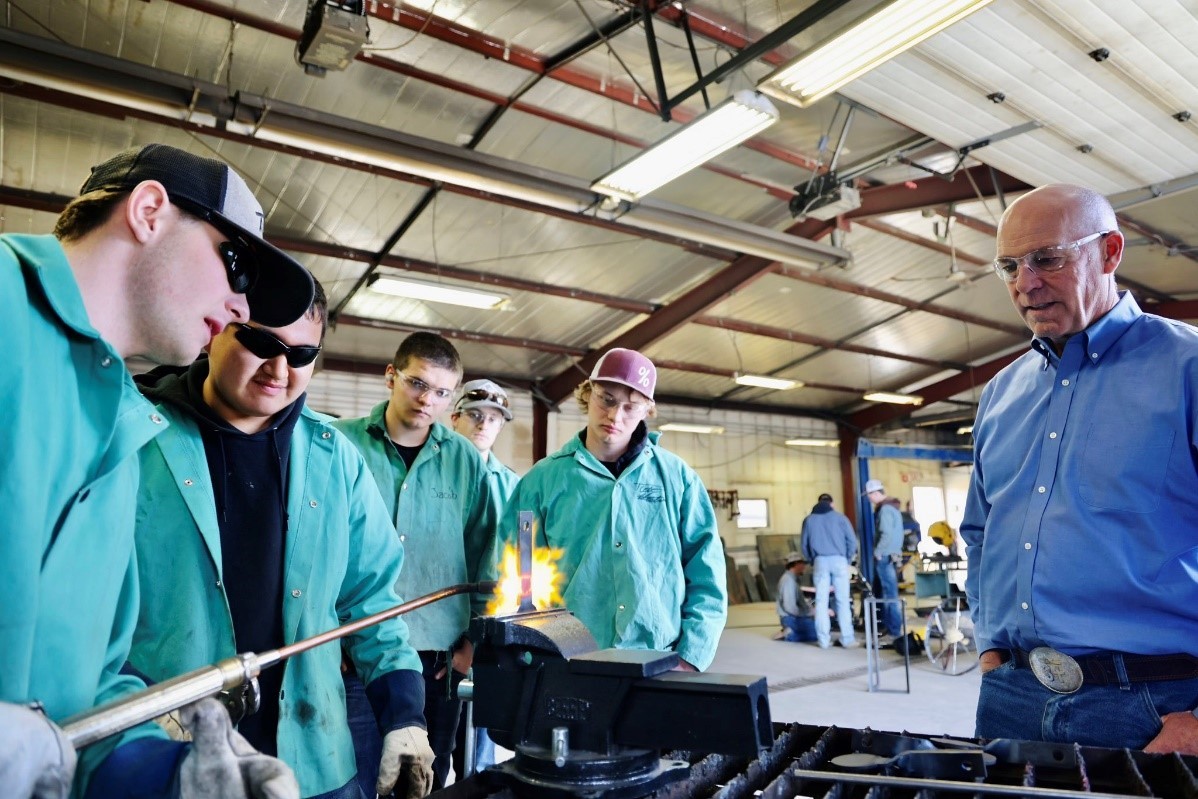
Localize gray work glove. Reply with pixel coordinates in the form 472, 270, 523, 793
377, 726, 434, 799
0, 702, 76, 799
179, 698, 299, 799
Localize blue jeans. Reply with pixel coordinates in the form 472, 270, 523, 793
343, 671, 381, 799
452, 706, 497, 780
312, 779, 369, 799
780, 613, 818, 642
346, 652, 464, 794
874, 555, 903, 635
976, 657, 1198, 748
812, 555, 855, 648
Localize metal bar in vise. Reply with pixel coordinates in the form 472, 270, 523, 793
517, 510, 535, 613
60, 580, 496, 750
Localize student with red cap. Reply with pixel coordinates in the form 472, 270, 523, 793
502, 348, 727, 670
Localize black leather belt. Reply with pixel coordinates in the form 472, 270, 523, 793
1008, 649, 1198, 684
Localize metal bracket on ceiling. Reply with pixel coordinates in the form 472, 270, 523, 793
640, 0, 853, 121
898, 121, 1043, 182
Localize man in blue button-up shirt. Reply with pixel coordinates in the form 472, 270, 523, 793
963, 183, 1198, 755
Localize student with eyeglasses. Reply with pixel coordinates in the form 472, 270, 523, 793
502, 348, 727, 672
0, 143, 316, 798
964, 184, 1198, 755
333, 332, 497, 794
448, 378, 518, 780
126, 280, 435, 799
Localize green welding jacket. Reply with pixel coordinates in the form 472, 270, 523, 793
504, 431, 727, 671
333, 403, 498, 650
129, 403, 422, 797
0, 234, 169, 797
482, 453, 520, 520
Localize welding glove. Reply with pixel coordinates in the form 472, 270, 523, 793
377, 725, 434, 799
178, 698, 299, 799
0, 702, 76, 799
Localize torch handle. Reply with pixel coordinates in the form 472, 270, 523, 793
60, 581, 495, 750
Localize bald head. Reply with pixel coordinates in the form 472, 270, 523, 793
996, 184, 1123, 351
999, 184, 1118, 242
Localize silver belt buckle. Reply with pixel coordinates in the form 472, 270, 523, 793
1028, 646, 1083, 694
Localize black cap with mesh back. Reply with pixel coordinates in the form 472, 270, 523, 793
80, 144, 315, 327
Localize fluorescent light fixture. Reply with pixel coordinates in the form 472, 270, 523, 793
957, 425, 974, 435
759, 0, 996, 108
785, 437, 840, 447
658, 423, 726, 435
368, 275, 508, 310
863, 390, 924, 406
592, 91, 780, 202
734, 374, 803, 391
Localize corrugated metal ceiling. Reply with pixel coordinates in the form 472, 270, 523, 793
2, 0, 1196, 438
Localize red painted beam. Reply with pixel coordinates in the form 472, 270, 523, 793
692, 317, 961, 370
844, 165, 1032, 220
1145, 299, 1198, 320
336, 314, 587, 357
845, 349, 1024, 433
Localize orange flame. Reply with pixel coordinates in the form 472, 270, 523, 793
486, 542, 565, 616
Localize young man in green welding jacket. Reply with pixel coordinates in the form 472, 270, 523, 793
333, 332, 497, 792
128, 281, 434, 799
503, 348, 727, 671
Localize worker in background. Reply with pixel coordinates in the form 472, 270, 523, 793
801, 493, 859, 649
864, 479, 904, 643
773, 553, 818, 643
964, 184, 1198, 754
0, 143, 313, 798
504, 348, 727, 671
129, 281, 434, 799
334, 332, 497, 792
449, 379, 518, 780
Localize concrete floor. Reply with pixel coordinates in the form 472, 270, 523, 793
713, 601, 981, 737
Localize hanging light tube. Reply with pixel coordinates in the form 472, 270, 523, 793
368, 275, 509, 310
785, 438, 840, 447
759, 0, 996, 108
735, 374, 803, 391
863, 390, 924, 406
592, 91, 780, 202
658, 423, 727, 435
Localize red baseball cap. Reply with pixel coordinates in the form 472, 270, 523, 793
590, 348, 656, 400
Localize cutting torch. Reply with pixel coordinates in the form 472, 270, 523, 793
58, 580, 496, 750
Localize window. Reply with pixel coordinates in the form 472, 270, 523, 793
736, 498, 769, 529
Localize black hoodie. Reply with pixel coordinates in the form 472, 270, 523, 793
139, 359, 305, 756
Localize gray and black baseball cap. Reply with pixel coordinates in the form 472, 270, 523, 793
80, 143, 315, 327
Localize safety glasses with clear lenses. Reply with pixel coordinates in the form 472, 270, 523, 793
395, 372, 455, 402
233, 323, 321, 367
993, 231, 1111, 283
593, 389, 652, 417
463, 409, 505, 426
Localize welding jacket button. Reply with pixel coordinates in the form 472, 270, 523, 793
618, 604, 625, 612
615, 541, 622, 548
291, 589, 303, 598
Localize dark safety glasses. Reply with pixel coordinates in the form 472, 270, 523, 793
218, 239, 258, 295
462, 388, 509, 408
232, 323, 321, 367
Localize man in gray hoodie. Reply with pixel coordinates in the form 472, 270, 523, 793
801, 493, 860, 649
